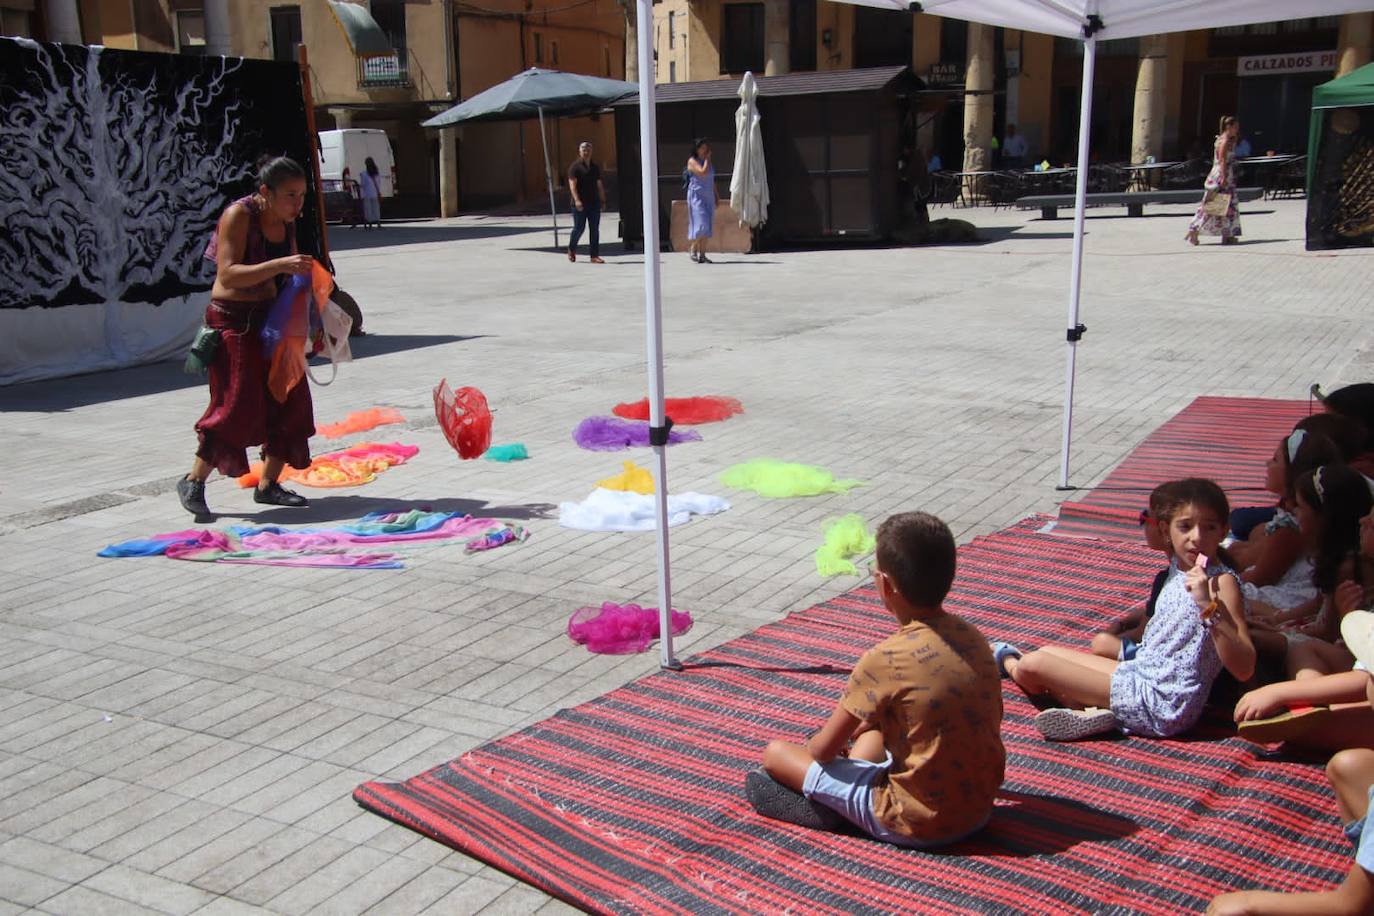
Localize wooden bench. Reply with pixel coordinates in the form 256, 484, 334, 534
1016, 187, 1264, 220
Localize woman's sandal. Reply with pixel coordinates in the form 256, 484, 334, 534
1236, 704, 1331, 744
1184, 231, 1199, 247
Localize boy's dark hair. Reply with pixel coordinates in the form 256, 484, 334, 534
256, 154, 306, 190
1295, 464, 1374, 592
876, 512, 957, 607
1156, 478, 1230, 526
1295, 414, 1367, 462
1321, 384, 1374, 450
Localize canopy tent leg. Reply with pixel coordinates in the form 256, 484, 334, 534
1058, 34, 1097, 490
635, 0, 677, 670
538, 107, 560, 250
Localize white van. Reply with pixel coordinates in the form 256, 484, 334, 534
317, 128, 396, 198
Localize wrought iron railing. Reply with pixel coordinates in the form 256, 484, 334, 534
358, 50, 411, 88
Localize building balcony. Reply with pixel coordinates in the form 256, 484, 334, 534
358, 51, 412, 89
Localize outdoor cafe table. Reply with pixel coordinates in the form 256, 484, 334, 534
1120, 161, 1180, 191
947, 170, 993, 206
1235, 154, 1301, 196
1019, 167, 1076, 194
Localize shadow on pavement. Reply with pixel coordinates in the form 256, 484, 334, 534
0, 334, 481, 413
231, 494, 557, 526
327, 222, 545, 252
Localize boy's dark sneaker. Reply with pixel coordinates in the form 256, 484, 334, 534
254, 482, 308, 507
744, 769, 847, 832
177, 477, 210, 517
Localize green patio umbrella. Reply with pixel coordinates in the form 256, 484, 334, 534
422, 68, 637, 247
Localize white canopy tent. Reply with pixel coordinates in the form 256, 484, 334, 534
629, 0, 1373, 667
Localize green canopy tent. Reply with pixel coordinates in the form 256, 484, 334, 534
1306, 62, 1374, 249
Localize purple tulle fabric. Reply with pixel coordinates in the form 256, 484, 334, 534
567, 602, 694, 654
572, 416, 702, 451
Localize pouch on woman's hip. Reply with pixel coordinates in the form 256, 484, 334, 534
183, 325, 222, 375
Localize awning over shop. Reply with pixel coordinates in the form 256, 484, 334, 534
326, 1, 392, 58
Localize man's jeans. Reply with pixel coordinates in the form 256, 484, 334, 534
569, 205, 600, 258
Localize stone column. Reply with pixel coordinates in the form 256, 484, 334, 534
330, 108, 355, 129
1337, 13, 1373, 77
1130, 34, 1168, 165
44, 0, 82, 44
439, 128, 460, 217
203, 0, 232, 56
962, 23, 994, 174
764, 0, 789, 76
623, 2, 638, 83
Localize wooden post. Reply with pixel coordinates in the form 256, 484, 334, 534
298, 45, 332, 271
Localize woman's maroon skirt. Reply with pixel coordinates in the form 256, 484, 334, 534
194, 299, 314, 478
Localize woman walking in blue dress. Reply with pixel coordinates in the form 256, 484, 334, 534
685, 138, 715, 263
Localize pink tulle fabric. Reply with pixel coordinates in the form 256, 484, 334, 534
572, 416, 702, 451
567, 602, 693, 654
612, 396, 744, 425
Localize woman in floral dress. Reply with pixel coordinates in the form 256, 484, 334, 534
1186, 116, 1242, 246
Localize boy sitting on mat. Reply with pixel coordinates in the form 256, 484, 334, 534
748, 511, 1005, 848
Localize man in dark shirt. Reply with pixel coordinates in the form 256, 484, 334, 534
567, 141, 606, 263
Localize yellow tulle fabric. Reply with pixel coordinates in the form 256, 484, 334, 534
719, 459, 863, 498
814, 514, 876, 577
598, 460, 655, 494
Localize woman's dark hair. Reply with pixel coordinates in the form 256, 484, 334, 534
1156, 477, 1230, 527
365, 156, 379, 177
1295, 464, 1374, 592
1219, 115, 1238, 134
1295, 413, 1369, 462
1322, 383, 1374, 450
692, 137, 709, 159
256, 154, 306, 190
1277, 428, 1342, 502
875, 512, 957, 608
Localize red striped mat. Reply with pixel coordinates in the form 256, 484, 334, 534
1054, 396, 1314, 539
354, 518, 1348, 914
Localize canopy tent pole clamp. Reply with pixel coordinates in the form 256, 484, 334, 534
1066, 324, 1087, 342
648, 418, 674, 447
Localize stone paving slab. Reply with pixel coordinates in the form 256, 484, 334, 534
0, 199, 1371, 913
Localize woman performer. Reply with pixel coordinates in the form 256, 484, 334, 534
178, 155, 317, 518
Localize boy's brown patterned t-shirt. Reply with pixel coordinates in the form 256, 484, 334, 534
840, 612, 1006, 841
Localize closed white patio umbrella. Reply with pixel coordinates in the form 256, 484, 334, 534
729, 72, 770, 230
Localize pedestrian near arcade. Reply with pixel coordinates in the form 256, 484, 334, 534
1186, 115, 1243, 246
685, 138, 716, 263
567, 140, 606, 263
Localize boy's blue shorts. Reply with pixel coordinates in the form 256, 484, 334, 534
1119, 637, 1140, 661
803, 754, 987, 849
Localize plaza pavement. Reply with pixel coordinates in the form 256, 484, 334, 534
0, 198, 1371, 914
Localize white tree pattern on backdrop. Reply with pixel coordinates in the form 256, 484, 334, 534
0, 39, 253, 309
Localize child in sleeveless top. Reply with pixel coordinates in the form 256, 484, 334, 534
1235, 500, 1374, 751
994, 478, 1256, 741
1263, 465, 1374, 681
1230, 429, 1340, 624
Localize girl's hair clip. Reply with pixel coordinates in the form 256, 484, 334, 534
1314, 466, 1327, 503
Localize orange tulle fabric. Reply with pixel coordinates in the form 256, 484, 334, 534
266, 262, 335, 403
316, 407, 406, 439
236, 442, 418, 489
612, 396, 743, 425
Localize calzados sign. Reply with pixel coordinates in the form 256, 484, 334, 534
1237, 51, 1337, 77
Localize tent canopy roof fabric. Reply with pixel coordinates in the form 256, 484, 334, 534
1312, 61, 1374, 110
842, 0, 1374, 41
325, 1, 393, 58
611, 65, 921, 106
422, 68, 638, 128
